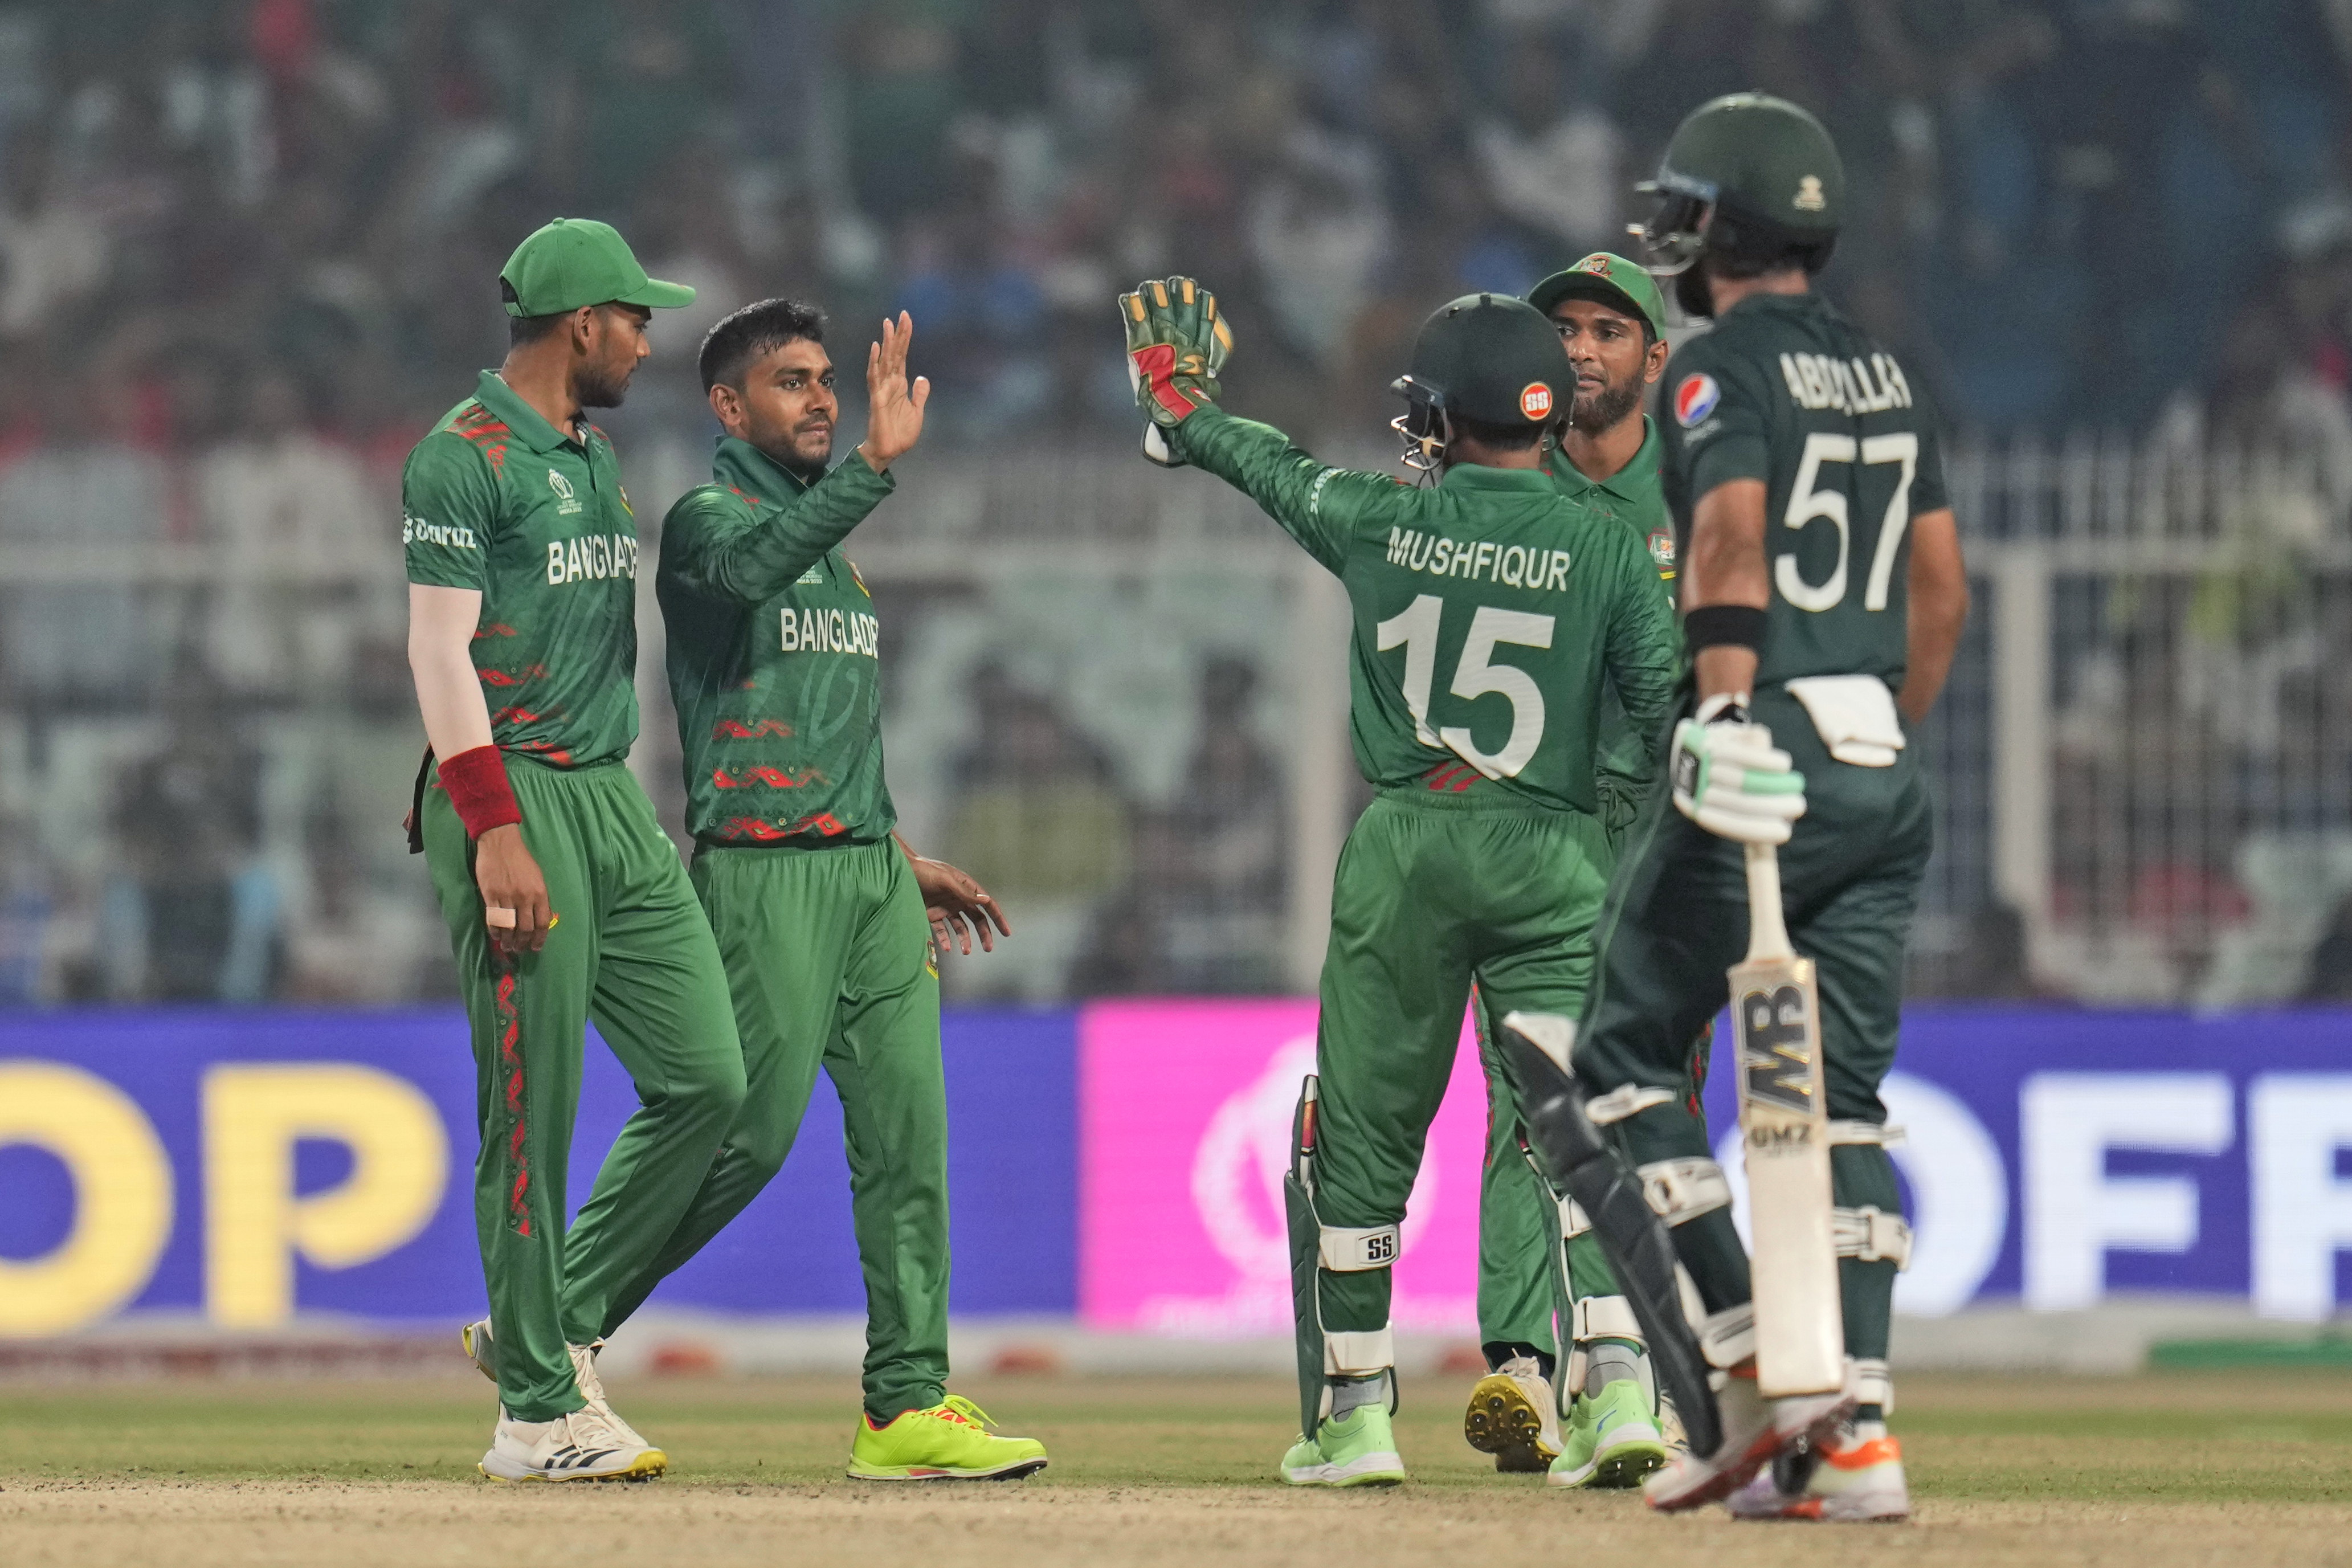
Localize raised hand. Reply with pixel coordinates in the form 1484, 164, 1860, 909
858, 311, 929, 472
1119, 276, 1234, 466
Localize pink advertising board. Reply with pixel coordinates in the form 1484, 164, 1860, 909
1079, 999, 1488, 1334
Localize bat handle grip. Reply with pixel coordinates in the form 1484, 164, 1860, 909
1744, 840, 1793, 961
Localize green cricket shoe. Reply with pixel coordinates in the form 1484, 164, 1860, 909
1547, 1380, 1669, 1489
847, 1394, 1048, 1481
1280, 1404, 1407, 1487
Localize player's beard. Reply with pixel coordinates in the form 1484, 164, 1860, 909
1569, 374, 1642, 435
577, 362, 632, 410
781, 421, 832, 483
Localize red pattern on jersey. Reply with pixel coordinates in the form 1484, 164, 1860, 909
473, 623, 520, 639
1422, 760, 1479, 793
477, 663, 549, 688
450, 403, 512, 472
714, 810, 849, 841
712, 718, 794, 740
712, 763, 824, 790
491, 707, 541, 725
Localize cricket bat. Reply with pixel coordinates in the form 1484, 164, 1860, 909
1730, 838, 1844, 1397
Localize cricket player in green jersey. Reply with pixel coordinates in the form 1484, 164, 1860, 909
1464, 254, 1688, 1487
636, 298, 1044, 1482
406, 218, 744, 1482
1502, 95, 1971, 1521
1122, 277, 1681, 1487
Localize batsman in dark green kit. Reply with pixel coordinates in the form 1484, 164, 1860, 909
646, 299, 1046, 1483
1121, 277, 1680, 1487
1501, 94, 1971, 1522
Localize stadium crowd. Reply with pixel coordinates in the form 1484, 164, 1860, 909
1, 0, 2350, 1004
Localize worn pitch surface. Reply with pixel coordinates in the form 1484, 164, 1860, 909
2, 1370, 2347, 1567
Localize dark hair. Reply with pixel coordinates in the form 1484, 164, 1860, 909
699, 297, 827, 392
509, 312, 568, 347
1451, 414, 1545, 452
502, 279, 570, 346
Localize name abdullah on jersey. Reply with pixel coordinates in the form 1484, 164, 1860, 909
1775, 353, 1913, 415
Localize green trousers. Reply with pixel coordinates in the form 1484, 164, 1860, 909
1573, 687, 1931, 1363
597, 837, 949, 1423
1314, 792, 1612, 1342
1472, 991, 1709, 1364
423, 760, 746, 1423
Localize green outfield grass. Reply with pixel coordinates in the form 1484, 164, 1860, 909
2, 1368, 2349, 1502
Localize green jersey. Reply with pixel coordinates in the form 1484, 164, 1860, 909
658, 437, 899, 848
1175, 407, 1680, 816
1543, 416, 1679, 831
402, 370, 643, 769
1657, 292, 1948, 689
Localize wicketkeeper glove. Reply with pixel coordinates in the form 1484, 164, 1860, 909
1671, 695, 1807, 845
1120, 275, 1234, 467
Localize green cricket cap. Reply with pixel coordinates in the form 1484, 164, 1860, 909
498, 218, 695, 317
1527, 253, 1668, 338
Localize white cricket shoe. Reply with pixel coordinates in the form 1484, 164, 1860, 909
479, 1404, 666, 1483
462, 1318, 647, 1448
1463, 1355, 1562, 1472
1727, 1424, 1910, 1521
1642, 1370, 1852, 1513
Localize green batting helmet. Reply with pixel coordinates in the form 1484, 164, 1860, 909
1633, 93, 1843, 313
1389, 293, 1565, 471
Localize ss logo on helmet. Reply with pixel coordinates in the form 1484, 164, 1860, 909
1520, 382, 1554, 419
1794, 175, 1826, 211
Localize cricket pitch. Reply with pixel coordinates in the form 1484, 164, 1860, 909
3, 1370, 2347, 1567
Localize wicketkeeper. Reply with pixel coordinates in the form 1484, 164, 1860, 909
1123, 277, 1681, 1486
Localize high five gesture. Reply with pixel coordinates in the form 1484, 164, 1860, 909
857, 311, 929, 472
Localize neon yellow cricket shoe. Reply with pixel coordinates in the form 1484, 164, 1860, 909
1549, 1379, 1669, 1489
847, 1394, 1048, 1481
1280, 1404, 1407, 1487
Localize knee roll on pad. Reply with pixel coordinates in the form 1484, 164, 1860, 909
1852, 1357, 1893, 1414
1565, 1295, 1649, 1408
1559, 1197, 1592, 1239
1637, 1157, 1733, 1225
1832, 1206, 1913, 1269
1586, 1084, 1677, 1125
1571, 1294, 1644, 1346
1325, 1328, 1396, 1378
1319, 1224, 1400, 1271
1698, 1303, 1755, 1370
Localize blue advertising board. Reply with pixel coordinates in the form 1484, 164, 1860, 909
0, 1006, 2346, 1337
0, 1008, 1075, 1335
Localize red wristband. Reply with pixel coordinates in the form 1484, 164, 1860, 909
438, 745, 521, 839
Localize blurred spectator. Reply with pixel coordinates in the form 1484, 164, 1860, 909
98, 681, 280, 1002
0, 370, 164, 701
1247, 120, 1392, 370
198, 367, 382, 694
0, 132, 110, 340
1472, 36, 1624, 264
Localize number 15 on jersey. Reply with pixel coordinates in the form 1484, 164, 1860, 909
1376, 594, 1555, 782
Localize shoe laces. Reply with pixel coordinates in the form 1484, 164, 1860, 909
569, 1341, 609, 1407
560, 1403, 629, 1452
937, 1394, 996, 1431
1496, 1354, 1547, 1384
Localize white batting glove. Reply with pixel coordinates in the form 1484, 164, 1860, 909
1671, 696, 1807, 845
